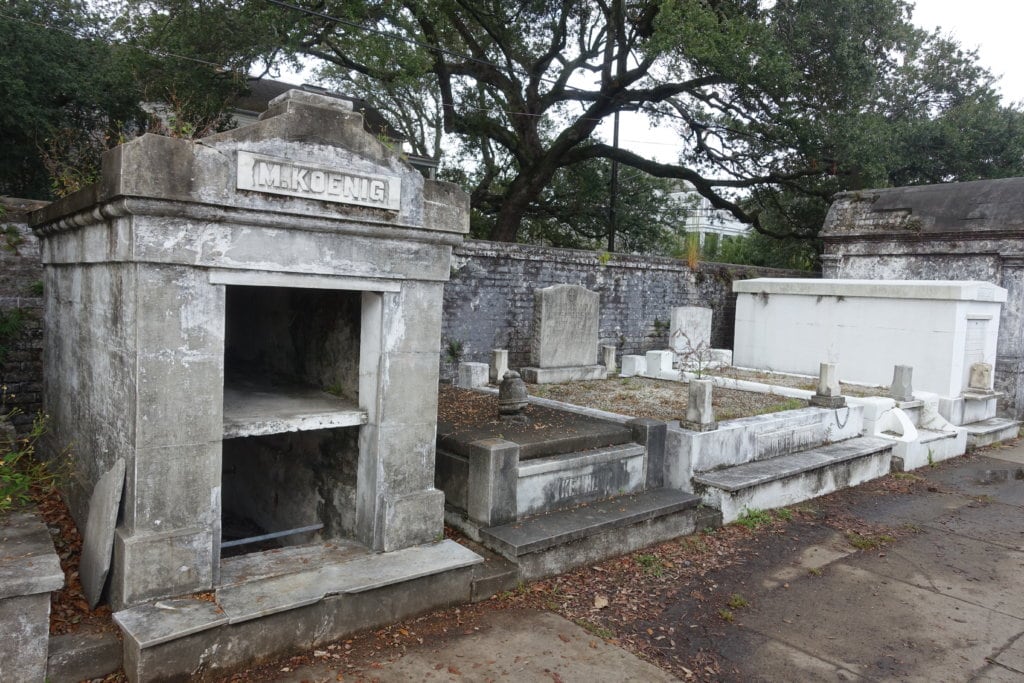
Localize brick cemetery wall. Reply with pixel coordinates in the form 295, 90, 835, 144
441, 239, 806, 379
1, 198, 48, 433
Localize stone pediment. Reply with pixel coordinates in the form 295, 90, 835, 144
33, 89, 467, 236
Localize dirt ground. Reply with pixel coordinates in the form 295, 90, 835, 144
525, 376, 808, 422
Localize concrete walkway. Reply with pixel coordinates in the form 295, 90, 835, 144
269, 441, 1024, 682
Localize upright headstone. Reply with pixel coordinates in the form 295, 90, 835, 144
646, 350, 674, 375
490, 349, 509, 383
670, 306, 713, 355
521, 284, 607, 383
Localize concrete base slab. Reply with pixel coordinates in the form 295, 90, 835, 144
964, 417, 1021, 449
520, 365, 607, 384
114, 540, 483, 681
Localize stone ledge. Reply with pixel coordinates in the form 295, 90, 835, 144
0, 511, 64, 599
693, 436, 893, 493
114, 540, 482, 648
481, 488, 701, 558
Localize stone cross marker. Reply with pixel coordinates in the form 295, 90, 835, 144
530, 284, 599, 368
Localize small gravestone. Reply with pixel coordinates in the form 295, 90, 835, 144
601, 345, 617, 373
620, 355, 646, 377
810, 362, 846, 408
891, 365, 914, 402
646, 350, 674, 375
79, 458, 126, 608
670, 306, 712, 355
969, 362, 994, 392
456, 362, 489, 388
521, 284, 606, 383
683, 380, 717, 431
490, 349, 509, 383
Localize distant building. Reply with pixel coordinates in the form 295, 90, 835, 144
668, 182, 749, 246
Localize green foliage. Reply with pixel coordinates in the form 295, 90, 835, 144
0, 309, 29, 364
634, 553, 664, 576
715, 232, 819, 271
1, 411, 53, 517
444, 340, 464, 364
735, 508, 773, 530
727, 593, 750, 609
846, 531, 896, 550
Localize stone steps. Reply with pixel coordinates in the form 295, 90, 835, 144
963, 417, 1021, 449
692, 435, 893, 523
479, 488, 712, 581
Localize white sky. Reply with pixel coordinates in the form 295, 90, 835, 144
615, 1, 1024, 162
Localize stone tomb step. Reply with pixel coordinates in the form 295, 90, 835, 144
693, 436, 893, 524
114, 540, 483, 681
480, 488, 709, 581
962, 417, 1021, 449
891, 428, 966, 472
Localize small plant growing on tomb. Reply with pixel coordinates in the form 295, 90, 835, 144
597, 250, 612, 266
444, 339, 464, 364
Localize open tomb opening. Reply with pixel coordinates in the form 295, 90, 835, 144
220, 285, 365, 557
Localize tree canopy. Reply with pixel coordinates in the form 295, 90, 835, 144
30, 0, 1024, 247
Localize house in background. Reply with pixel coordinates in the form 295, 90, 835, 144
668, 181, 749, 249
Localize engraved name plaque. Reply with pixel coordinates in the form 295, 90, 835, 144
236, 151, 401, 210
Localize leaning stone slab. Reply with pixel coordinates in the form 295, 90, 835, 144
0, 511, 65, 683
80, 458, 126, 608
490, 349, 509, 383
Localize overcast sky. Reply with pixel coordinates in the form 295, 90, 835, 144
912, 0, 1024, 104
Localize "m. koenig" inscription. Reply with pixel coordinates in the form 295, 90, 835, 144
236, 151, 401, 210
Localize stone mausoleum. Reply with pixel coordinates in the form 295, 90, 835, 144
31, 89, 481, 679
821, 178, 1024, 418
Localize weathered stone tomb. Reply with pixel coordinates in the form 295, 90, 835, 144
31, 89, 479, 677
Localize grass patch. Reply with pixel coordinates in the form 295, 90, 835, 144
718, 608, 735, 623
727, 593, 749, 609
773, 507, 793, 522
576, 619, 614, 639
846, 531, 895, 550
762, 397, 806, 414
634, 553, 664, 576
735, 507, 773, 530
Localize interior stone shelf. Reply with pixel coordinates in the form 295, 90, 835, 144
223, 382, 367, 439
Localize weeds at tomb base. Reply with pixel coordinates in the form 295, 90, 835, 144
0, 403, 54, 518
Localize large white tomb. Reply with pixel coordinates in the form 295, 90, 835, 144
733, 279, 1006, 403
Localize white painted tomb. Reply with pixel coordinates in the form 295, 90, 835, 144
733, 279, 1006, 425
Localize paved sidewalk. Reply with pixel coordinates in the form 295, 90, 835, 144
265, 440, 1024, 682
